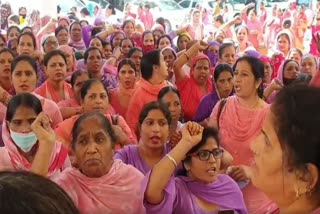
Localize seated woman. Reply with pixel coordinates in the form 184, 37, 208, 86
41, 35, 59, 54
173, 41, 212, 121
55, 79, 135, 150
251, 86, 320, 213
115, 101, 172, 175
110, 58, 137, 118
126, 50, 169, 136
0, 171, 78, 214
34, 50, 74, 103
143, 123, 247, 214
193, 63, 234, 126
0, 48, 15, 95
58, 70, 89, 119
53, 112, 145, 213
0, 93, 69, 177
58, 45, 77, 78
0, 55, 63, 128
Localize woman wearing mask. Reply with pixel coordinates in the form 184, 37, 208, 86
208, 56, 277, 213
0, 93, 69, 177
141, 30, 155, 54
204, 41, 220, 68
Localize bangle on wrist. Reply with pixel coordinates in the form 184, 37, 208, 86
166, 154, 177, 168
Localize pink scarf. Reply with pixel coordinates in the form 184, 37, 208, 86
58, 45, 77, 76
0, 120, 68, 176
35, 80, 74, 103
55, 159, 145, 214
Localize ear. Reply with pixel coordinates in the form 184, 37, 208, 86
295, 164, 319, 195
304, 163, 319, 191
256, 78, 263, 89
183, 161, 191, 171
153, 64, 159, 73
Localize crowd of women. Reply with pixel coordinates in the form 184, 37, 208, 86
0, 1, 319, 214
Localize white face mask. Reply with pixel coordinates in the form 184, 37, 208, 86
10, 130, 38, 152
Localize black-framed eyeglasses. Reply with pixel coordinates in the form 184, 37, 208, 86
189, 148, 224, 161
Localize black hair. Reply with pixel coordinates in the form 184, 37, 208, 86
138, 101, 171, 127
80, 7, 90, 16
107, 4, 116, 15
55, 26, 68, 37
122, 20, 134, 30
7, 25, 21, 38
218, 43, 235, 58
117, 58, 136, 73
120, 37, 135, 48
157, 86, 181, 102
141, 49, 161, 81
72, 112, 117, 150
21, 26, 33, 34
70, 70, 89, 88
233, 56, 264, 98
43, 50, 67, 67
283, 19, 292, 29
213, 63, 233, 82
17, 32, 37, 49
177, 34, 191, 50
6, 93, 42, 122
213, 14, 224, 24
8, 14, 20, 25
79, 20, 89, 26
83, 47, 103, 63
272, 85, 320, 202
91, 27, 103, 37
89, 36, 104, 47
177, 127, 220, 176
235, 25, 249, 35
0, 171, 79, 214
69, 21, 81, 32
157, 34, 172, 48
155, 17, 166, 32
128, 47, 142, 58
0, 48, 14, 58
11, 55, 37, 75
80, 79, 109, 101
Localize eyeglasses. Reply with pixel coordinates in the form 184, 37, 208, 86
45, 41, 58, 47
190, 148, 224, 161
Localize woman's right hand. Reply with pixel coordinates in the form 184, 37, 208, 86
181, 122, 203, 147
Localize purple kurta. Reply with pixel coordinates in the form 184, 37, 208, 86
114, 144, 172, 175
143, 173, 248, 214
193, 91, 220, 122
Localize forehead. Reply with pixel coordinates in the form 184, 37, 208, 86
199, 137, 219, 150
11, 105, 37, 119
195, 58, 209, 66
162, 49, 174, 56
48, 55, 65, 63
76, 117, 108, 136
285, 61, 298, 68
145, 109, 166, 120
88, 49, 101, 56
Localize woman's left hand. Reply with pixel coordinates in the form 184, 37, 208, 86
228, 165, 251, 181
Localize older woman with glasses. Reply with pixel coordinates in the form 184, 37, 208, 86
143, 124, 247, 213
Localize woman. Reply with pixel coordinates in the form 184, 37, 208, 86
275, 30, 293, 57
55, 79, 135, 149
141, 30, 155, 54
7, 26, 20, 42
69, 22, 86, 51
110, 59, 137, 118
115, 101, 172, 175
208, 56, 277, 213
162, 47, 177, 85
58, 70, 89, 119
288, 48, 303, 63
0, 49, 14, 94
0, 93, 69, 177
188, 10, 204, 40
55, 26, 69, 46
34, 50, 74, 103
128, 47, 143, 78
53, 112, 145, 213
0, 34, 6, 51
126, 50, 168, 136
84, 47, 118, 90
218, 43, 236, 66
194, 64, 234, 125
17, 32, 46, 85
0, 171, 79, 214
110, 31, 125, 50
157, 35, 173, 51
157, 87, 183, 147
173, 41, 212, 121
300, 54, 318, 77
41, 35, 58, 54
177, 33, 192, 51
259, 55, 274, 88
143, 124, 247, 213
251, 86, 320, 214
58, 45, 77, 78
205, 41, 220, 68
235, 26, 253, 55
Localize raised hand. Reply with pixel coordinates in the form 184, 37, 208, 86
181, 122, 203, 147
31, 112, 55, 145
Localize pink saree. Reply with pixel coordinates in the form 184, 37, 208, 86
0, 121, 69, 178
211, 96, 277, 214
54, 159, 145, 214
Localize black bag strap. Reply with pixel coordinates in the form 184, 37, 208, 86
217, 98, 227, 129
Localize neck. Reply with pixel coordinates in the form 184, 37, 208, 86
90, 71, 102, 79
0, 80, 12, 91
239, 42, 247, 50
138, 143, 164, 160
237, 94, 260, 109
48, 79, 64, 90
148, 75, 164, 85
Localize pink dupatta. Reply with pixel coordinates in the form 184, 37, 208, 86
54, 159, 145, 214
0, 121, 69, 177
34, 80, 74, 103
